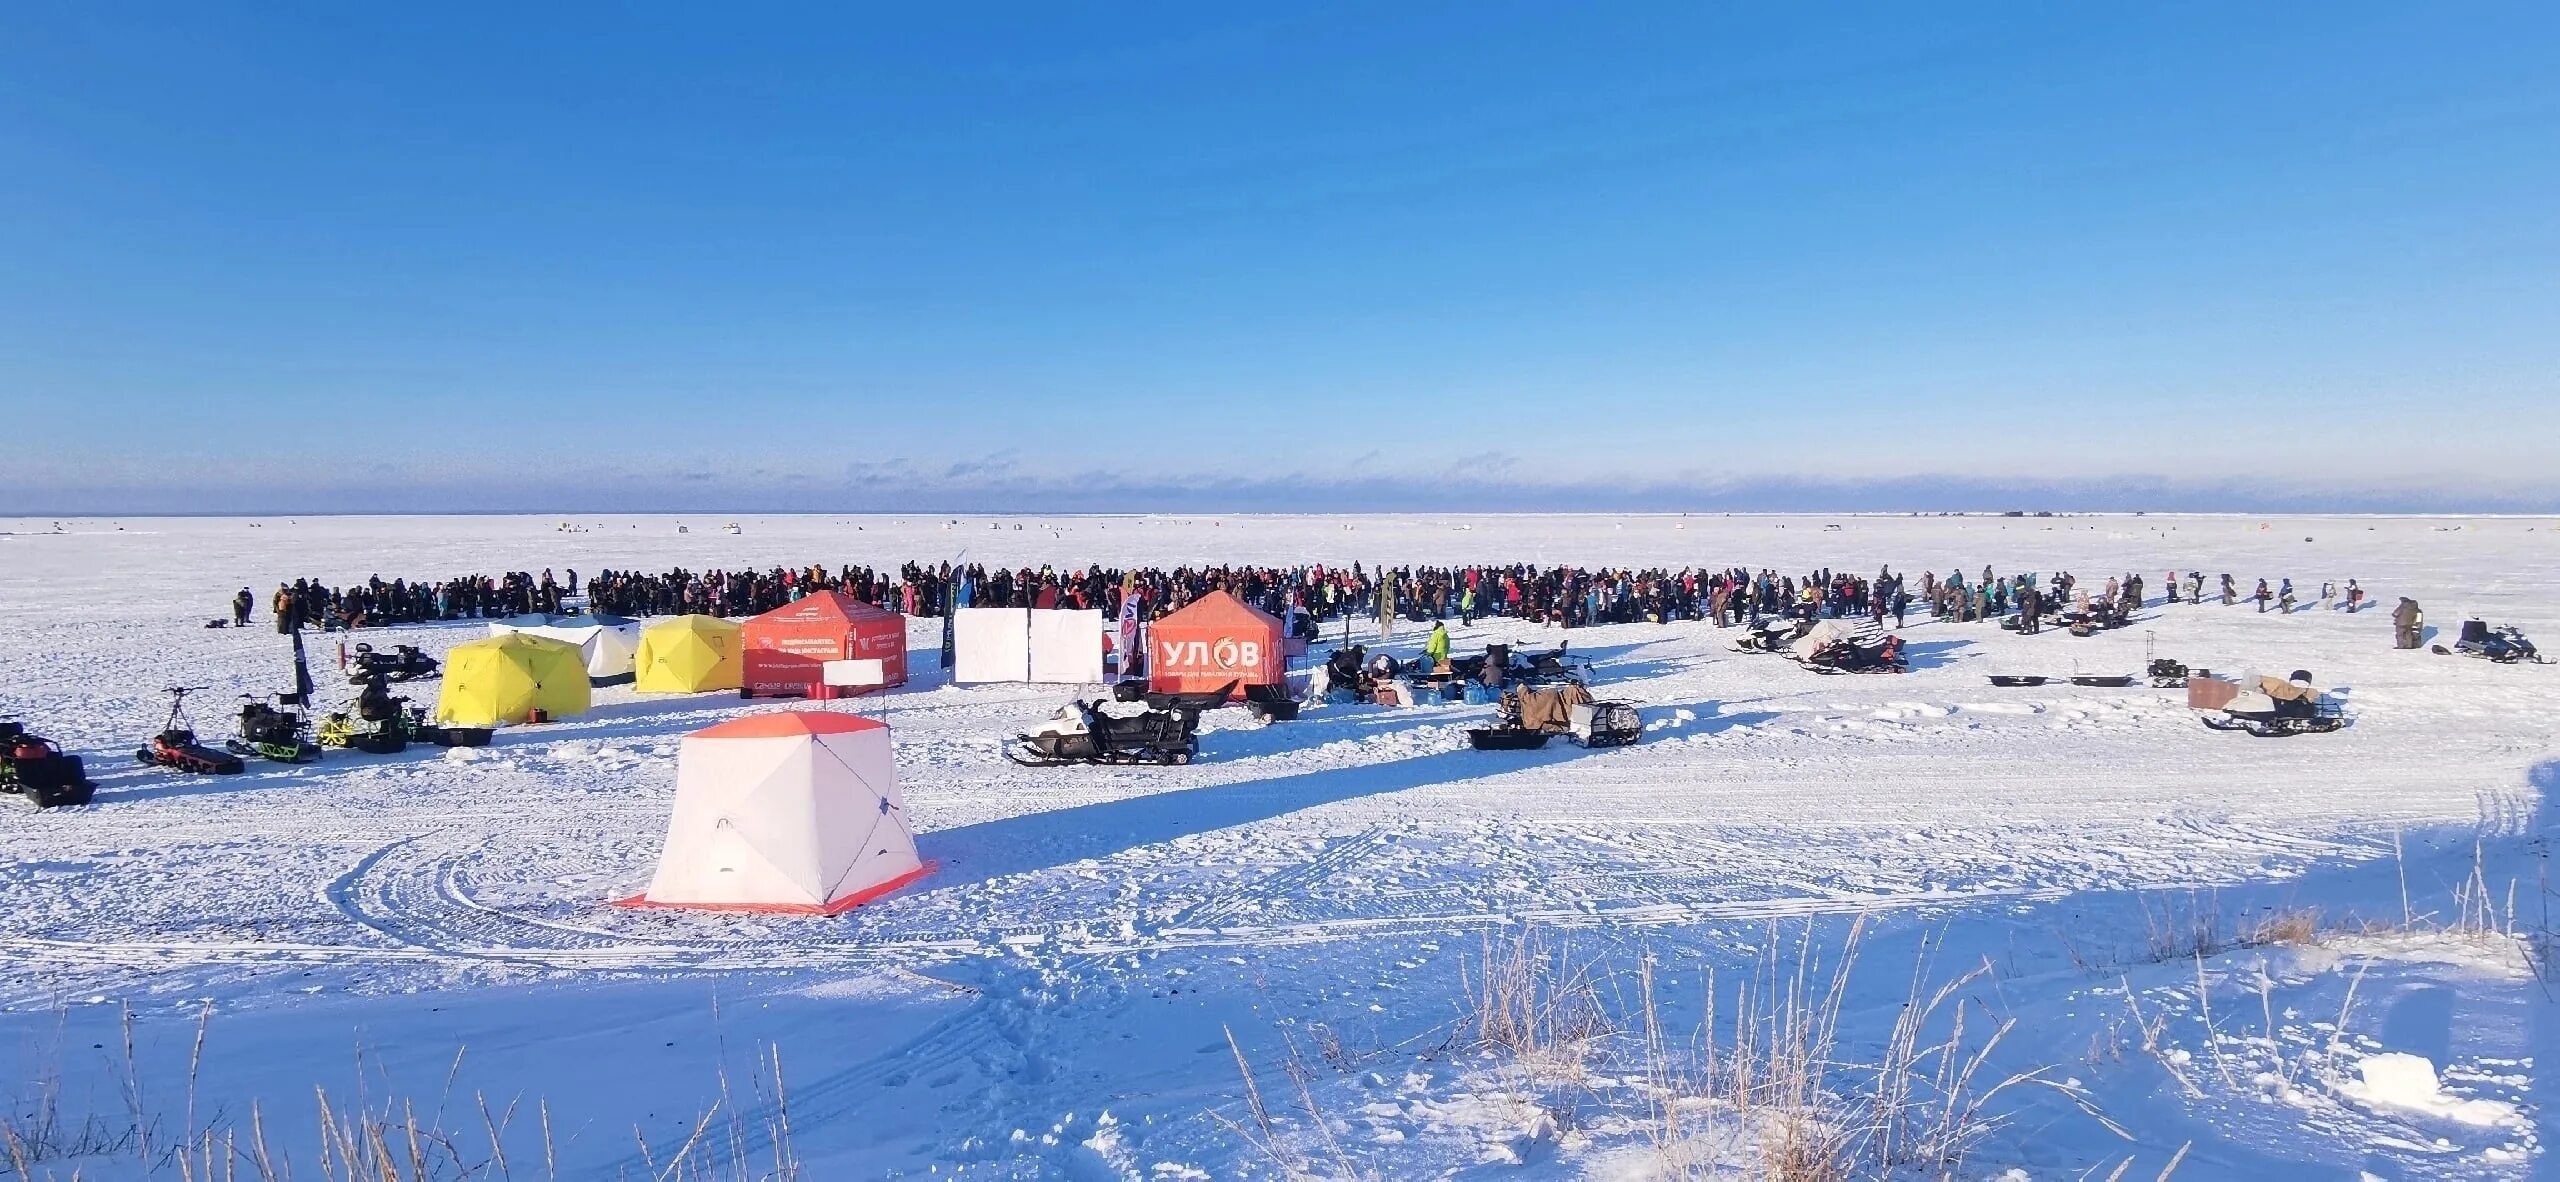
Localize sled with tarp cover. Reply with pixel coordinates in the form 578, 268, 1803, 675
2200, 673, 2345, 738
1789, 619, 1906, 675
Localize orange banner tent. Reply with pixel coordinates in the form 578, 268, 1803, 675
740, 592, 908, 699
1146, 590, 1284, 699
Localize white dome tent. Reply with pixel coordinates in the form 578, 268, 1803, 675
490, 613, 642, 685
616, 712, 928, 915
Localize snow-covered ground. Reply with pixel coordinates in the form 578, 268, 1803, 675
0, 513, 2552, 1178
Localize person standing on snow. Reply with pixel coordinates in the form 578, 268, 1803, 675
2253, 578, 2271, 613
2393, 597, 2424, 649
231, 587, 253, 627
1424, 620, 1451, 672
2278, 579, 2296, 614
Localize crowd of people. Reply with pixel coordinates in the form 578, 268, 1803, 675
225, 558, 2362, 637
237, 572, 580, 633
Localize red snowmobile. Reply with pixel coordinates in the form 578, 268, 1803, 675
1, 721, 96, 808
136, 686, 246, 776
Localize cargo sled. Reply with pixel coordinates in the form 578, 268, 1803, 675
2200, 673, 2345, 738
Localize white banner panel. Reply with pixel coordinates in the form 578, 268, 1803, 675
951, 608, 1031, 683
1027, 609, 1106, 684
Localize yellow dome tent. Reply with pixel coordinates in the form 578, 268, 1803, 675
633, 615, 744, 693
436, 633, 592, 726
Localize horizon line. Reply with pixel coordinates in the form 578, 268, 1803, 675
8, 508, 2557, 522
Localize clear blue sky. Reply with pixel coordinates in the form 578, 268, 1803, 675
3, 4, 2555, 513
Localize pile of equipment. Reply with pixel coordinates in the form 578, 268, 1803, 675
2196, 671, 2346, 738
1468, 682, 1640, 751
2143, 633, 2189, 687
1309, 641, 1585, 708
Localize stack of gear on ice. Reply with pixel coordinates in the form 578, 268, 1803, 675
1313, 637, 1587, 708
2191, 670, 2346, 737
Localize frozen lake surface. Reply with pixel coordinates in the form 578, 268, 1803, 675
0, 512, 2550, 1178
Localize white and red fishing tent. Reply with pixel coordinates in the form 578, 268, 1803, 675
617, 711, 927, 915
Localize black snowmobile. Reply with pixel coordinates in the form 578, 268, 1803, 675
1802, 633, 1907, 676
1732, 618, 1811, 654
345, 642, 440, 683
228, 631, 323, 764
136, 686, 245, 775
1, 721, 96, 808
230, 694, 322, 763
316, 671, 422, 754
1007, 680, 1231, 767
1512, 644, 1587, 685
2433, 620, 2546, 665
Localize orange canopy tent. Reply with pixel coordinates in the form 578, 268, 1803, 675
1146, 590, 1285, 699
740, 592, 908, 699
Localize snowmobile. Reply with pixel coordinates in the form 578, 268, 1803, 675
344, 642, 440, 683
315, 672, 420, 754
229, 631, 325, 762
2434, 620, 2546, 665
1800, 634, 1906, 675
230, 694, 322, 763
229, 632, 324, 763
1513, 644, 1588, 686
1007, 694, 1207, 767
135, 686, 245, 775
0, 721, 96, 808
2200, 673, 2345, 738
1732, 618, 1811, 653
